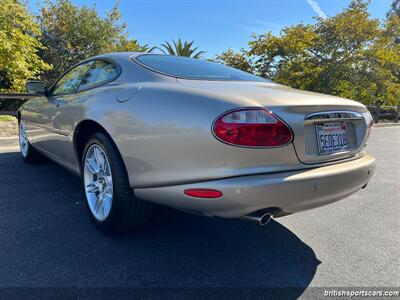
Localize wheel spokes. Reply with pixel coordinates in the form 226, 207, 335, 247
94, 147, 106, 171
94, 194, 103, 214
104, 176, 113, 186
103, 194, 112, 216
86, 182, 99, 193
86, 157, 100, 174
103, 185, 113, 195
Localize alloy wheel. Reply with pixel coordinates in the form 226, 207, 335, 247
83, 144, 113, 221
19, 121, 29, 157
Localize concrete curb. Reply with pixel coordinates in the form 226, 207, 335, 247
0, 136, 18, 147
372, 123, 400, 127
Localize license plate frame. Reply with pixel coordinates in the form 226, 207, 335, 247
316, 122, 349, 155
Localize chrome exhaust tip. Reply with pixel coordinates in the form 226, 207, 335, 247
242, 211, 273, 226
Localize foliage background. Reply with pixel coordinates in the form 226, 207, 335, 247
0, 0, 398, 106
216, 0, 399, 106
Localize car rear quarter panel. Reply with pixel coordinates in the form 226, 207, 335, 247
20, 77, 370, 192
97, 82, 304, 189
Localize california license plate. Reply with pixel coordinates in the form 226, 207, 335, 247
316, 122, 349, 155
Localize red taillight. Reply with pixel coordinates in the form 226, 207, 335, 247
212, 108, 293, 147
184, 189, 223, 198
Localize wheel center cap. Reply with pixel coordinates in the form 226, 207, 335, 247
98, 176, 107, 189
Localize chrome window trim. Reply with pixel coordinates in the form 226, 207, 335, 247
132, 54, 268, 82
304, 111, 363, 124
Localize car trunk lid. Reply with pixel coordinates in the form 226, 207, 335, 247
177, 79, 370, 164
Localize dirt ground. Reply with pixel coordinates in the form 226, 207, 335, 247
0, 116, 18, 137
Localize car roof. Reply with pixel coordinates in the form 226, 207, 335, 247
88, 52, 145, 61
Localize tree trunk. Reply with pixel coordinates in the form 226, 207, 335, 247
375, 101, 381, 123
396, 104, 400, 123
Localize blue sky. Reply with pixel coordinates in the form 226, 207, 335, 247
29, 0, 393, 58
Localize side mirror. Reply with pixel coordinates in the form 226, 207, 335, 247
26, 80, 47, 95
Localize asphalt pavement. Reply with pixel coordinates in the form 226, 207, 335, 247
0, 127, 399, 298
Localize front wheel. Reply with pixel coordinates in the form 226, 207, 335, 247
19, 120, 42, 163
82, 132, 153, 235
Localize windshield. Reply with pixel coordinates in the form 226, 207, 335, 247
134, 54, 268, 82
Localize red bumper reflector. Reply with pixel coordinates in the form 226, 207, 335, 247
184, 189, 223, 198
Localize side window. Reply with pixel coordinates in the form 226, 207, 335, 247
51, 62, 92, 95
78, 61, 119, 91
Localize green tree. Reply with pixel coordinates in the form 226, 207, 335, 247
248, 31, 287, 78
277, 1, 381, 100
39, 0, 148, 84
157, 39, 205, 58
388, 0, 399, 16
382, 0, 400, 114
353, 11, 399, 106
218, 0, 399, 106
0, 0, 51, 92
215, 48, 253, 73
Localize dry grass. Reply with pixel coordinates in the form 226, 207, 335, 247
0, 115, 18, 137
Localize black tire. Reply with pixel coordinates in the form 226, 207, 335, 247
19, 120, 43, 163
82, 132, 153, 235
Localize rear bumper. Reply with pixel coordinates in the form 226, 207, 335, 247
135, 154, 376, 218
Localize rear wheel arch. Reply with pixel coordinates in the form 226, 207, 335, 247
73, 120, 122, 169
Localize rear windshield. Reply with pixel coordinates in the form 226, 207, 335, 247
134, 54, 267, 82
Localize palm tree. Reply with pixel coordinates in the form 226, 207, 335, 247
136, 44, 156, 53
116, 38, 155, 53
157, 38, 206, 58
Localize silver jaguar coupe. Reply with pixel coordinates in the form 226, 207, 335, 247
18, 52, 376, 234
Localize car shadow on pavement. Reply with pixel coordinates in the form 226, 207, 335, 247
0, 150, 320, 297
134, 208, 320, 287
